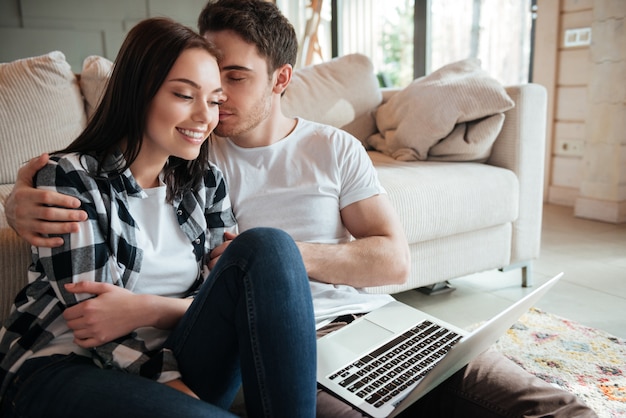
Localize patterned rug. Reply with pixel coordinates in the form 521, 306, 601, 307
488, 308, 626, 417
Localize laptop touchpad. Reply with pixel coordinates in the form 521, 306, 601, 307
328, 318, 394, 355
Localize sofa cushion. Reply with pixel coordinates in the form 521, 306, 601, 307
282, 53, 382, 143
0, 51, 86, 184
370, 150, 519, 243
80, 55, 113, 119
368, 59, 514, 162
0, 184, 13, 228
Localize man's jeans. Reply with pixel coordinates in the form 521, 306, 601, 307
1, 227, 317, 418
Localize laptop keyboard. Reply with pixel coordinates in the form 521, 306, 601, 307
327, 320, 462, 408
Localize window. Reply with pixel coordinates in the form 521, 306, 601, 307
427, 0, 533, 85
280, 0, 534, 88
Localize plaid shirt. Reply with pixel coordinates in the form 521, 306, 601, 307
0, 151, 236, 399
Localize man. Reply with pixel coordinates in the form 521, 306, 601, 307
5, 1, 596, 416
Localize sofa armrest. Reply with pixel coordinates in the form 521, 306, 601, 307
0, 184, 31, 320
487, 84, 547, 264
377, 83, 547, 272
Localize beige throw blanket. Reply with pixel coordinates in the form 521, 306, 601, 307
367, 59, 515, 162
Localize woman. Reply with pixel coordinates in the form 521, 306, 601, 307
0, 17, 316, 417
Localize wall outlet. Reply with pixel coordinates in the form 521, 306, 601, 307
564, 27, 592, 47
555, 139, 585, 157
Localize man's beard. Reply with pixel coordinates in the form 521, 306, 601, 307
215, 89, 272, 139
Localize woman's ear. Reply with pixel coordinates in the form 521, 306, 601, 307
273, 63, 293, 95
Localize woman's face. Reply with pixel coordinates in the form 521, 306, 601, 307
143, 48, 224, 164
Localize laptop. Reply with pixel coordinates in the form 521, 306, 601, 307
317, 272, 563, 417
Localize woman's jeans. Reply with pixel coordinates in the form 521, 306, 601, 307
0, 227, 317, 418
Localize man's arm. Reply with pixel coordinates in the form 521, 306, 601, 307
6, 154, 88, 247
297, 194, 410, 288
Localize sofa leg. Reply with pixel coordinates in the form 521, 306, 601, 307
499, 261, 533, 288
416, 281, 456, 295
521, 264, 533, 287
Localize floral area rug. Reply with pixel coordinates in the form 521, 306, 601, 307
488, 307, 626, 417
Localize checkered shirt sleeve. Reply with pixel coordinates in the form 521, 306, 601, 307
0, 153, 237, 397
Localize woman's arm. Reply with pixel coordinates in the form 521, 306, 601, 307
34, 154, 183, 382
62, 282, 192, 348
203, 164, 237, 251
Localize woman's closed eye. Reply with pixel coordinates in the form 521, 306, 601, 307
174, 92, 193, 100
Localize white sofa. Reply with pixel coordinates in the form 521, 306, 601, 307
0, 51, 547, 319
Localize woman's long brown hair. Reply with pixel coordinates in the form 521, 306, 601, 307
60, 17, 220, 202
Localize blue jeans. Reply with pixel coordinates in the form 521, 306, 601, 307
0, 227, 317, 418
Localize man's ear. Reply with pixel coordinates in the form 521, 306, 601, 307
273, 63, 292, 95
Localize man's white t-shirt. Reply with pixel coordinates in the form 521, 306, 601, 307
209, 118, 394, 328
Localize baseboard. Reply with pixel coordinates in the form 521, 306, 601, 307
575, 197, 626, 224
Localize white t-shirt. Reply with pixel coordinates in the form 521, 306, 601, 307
209, 118, 393, 328
127, 184, 198, 297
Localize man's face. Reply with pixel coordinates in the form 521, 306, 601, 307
204, 30, 274, 140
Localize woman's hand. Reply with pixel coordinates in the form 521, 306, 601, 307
63, 282, 141, 348
63, 281, 192, 348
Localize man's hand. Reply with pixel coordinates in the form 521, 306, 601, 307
6, 153, 87, 248
208, 231, 237, 269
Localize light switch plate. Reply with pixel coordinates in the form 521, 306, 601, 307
564, 27, 592, 47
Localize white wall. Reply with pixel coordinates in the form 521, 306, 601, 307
0, 0, 207, 72
534, 0, 626, 223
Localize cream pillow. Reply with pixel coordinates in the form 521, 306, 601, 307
368, 59, 515, 162
0, 51, 86, 184
80, 55, 113, 119
282, 54, 382, 143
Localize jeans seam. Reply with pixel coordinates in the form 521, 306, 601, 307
212, 253, 272, 416
242, 271, 273, 417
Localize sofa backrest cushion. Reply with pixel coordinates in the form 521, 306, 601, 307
80, 55, 113, 119
282, 53, 382, 144
0, 51, 86, 184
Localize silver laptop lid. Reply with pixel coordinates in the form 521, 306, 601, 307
390, 273, 563, 417
317, 272, 563, 418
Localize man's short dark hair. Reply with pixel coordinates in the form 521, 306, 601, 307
198, 0, 298, 74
